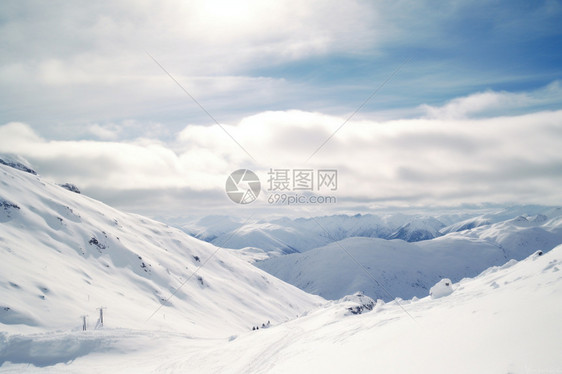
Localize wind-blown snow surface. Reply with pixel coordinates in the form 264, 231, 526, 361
0, 163, 322, 339
2, 246, 561, 373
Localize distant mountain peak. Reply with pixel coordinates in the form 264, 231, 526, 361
388, 217, 445, 242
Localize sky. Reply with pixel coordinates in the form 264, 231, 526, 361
1, 0, 561, 222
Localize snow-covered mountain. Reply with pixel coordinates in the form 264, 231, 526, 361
2, 245, 560, 373
388, 216, 445, 242
255, 236, 499, 300
182, 213, 449, 255
1, 156, 561, 372
180, 206, 562, 303
0, 161, 322, 337
440, 206, 562, 234
255, 214, 562, 300
440, 215, 492, 234
184, 207, 562, 272
0, 154, 37, 175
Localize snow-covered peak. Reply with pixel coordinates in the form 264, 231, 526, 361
440, 216, 491, 234
0, 163, 322, 336
0, 154, 36, 175
388, 216, 445, 242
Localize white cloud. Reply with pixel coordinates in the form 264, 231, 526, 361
0, 0, 381, 139
421, 81, 562, 119
2, 85, 562, 216
87, 124, 121, 140
2, 1, 561, 218
0, 122, 225, 191
0, 1, 378, 81
3, 0, 560, 146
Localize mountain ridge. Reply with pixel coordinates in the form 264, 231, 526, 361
0, 162, 322, 337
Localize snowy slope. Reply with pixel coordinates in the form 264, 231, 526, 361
256, 236, 509, 300
241, 206, 559, 301
195, 247, 562, 374
256, 211, 562, 301
2, 246, 560, 373
467, 215, 562, 258
0, 163, 322, 337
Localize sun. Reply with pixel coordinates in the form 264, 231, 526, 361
200, 0, 253, 23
